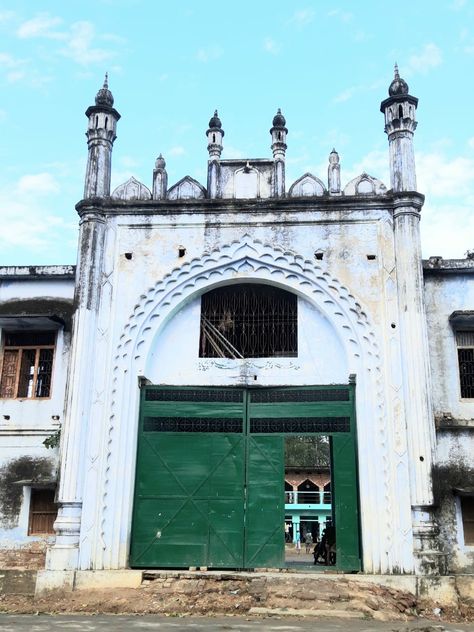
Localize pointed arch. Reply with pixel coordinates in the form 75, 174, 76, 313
289, 173, 327, 197
343, 173, 387, 196
111, 177, 152, 201
167, 175, 206, 200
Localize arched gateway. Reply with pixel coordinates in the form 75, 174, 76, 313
63, 237, 410, 574
47, 73, 441, 580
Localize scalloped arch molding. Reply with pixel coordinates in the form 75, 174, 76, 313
87, 236, 413, 574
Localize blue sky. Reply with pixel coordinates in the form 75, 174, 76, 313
0, 0, 473, 265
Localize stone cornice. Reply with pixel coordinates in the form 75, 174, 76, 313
76, 192, 401, 218
423, 257, 474, 275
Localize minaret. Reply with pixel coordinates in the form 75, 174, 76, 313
206, 110, 224, 199
381, 66, 438, 572
270, 109, 287, 197
153, 154, 168, 200
328, 148, 341, 194
380, 64, 418, 192
84, 74, 121, 199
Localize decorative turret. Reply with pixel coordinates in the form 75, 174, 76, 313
270, 108, 287, 197
207, 110, 224, 198
153, 153, 168, 200
83, 74, 121, 199
206, 110, 224, 159
328, 148, 341, 194
380, 64, 418, 192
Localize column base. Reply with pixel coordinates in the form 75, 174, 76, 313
412, 505, 447, 575
46, 501, 82, 571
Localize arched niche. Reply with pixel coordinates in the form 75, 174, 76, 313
167, 176, 206, 200
289, 173, 326, 197
111, 177, 152, 201
343, 173, 387, 196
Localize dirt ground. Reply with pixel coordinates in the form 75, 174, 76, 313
0, 575, 473, 624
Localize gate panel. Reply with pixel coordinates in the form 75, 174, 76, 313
331, 433, 361, 570
245, 435, 285, 567
130, 388, 246, 568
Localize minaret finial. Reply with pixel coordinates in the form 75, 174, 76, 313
394, 63, 399, 79
104, 72, 108, 89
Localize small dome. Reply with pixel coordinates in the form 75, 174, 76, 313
208, 110, 222, 129
388, 64, 409, 96
95, 73, 114, 107
272, 108, 286, 127
155, 153, 166, 169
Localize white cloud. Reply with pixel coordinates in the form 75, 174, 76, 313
0, 52, 26, 68
328, 8, 353, 22
468, 137, 474, 149
119, 156, 140, 169
0, 173, 70, 255
263, 37, 280, 55
417, 152, 474, 197
16, 173, 60, 196
168, 146, 186, 157
333, 86, 357, 103
406, 43, 442, 75
289, 8, 315, 26
0, 11, 16, 24
15, 14, 120, 67
17, 13, 64, 40
345, 149, 389, 186
62, 21, 117, 65
0, 53, 52, 86
196, 46, 223, 63
224, 145, 246, 159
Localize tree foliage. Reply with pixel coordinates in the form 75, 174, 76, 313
285, 435, 330, 467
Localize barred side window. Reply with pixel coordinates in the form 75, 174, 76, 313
28, 488, 57, 535
199, 284, 297, 359
461, 497, 474, 546
0, 331, 56, 399
456, 331, 474, 399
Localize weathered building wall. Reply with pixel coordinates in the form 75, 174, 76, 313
0, 269, 74, 563
424, 259, 474, 572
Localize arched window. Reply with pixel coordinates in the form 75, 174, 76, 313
199, 284, 297, 358
297, 479, 319, 504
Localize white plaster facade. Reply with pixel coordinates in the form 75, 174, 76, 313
0, 266, 74, 553
1, 69, 473, 577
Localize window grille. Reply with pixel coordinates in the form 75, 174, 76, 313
250, 417, 350, 433
28, 488, 57, 535
0, 331, 55, 399
251, 388, 349, 403
145, 388, 244, 403
456, 331, 474, 398
461, 497, 474, 545
143, 416, 243, 433
199, 284, 297, 359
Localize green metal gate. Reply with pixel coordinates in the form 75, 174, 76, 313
130, 385, 360, 570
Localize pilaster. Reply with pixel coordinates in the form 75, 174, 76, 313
392, 193, 441, 572
47, 210, 106, 570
